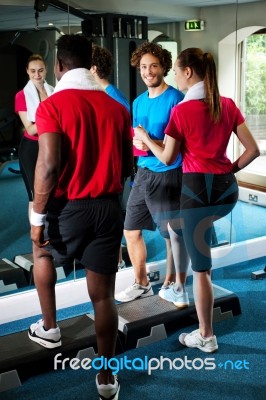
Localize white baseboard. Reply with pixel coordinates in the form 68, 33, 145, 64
239, 186, 266, 207
1, 236, 266, 325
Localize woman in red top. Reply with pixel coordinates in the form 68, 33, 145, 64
133, 47, 260, 353
15, 54, 54, 220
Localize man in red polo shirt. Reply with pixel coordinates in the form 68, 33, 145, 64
29, 34, 133, 400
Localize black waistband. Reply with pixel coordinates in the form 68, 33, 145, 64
49, 194, 120, 210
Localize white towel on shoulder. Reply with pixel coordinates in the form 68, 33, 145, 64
53, 68, 103, 93
164, 81, 206, 144
179, 81, 205, 103
23, 80, 54, 122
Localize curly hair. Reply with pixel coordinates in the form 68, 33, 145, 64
130, 41, 172, 77
91, 44, 113, 79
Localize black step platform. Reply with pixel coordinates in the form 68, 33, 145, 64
0, 315, 98, 392
115, 284, 241, 350
0, 259, 28, 294
0, 284, 241, 392
13, 253, 75, 284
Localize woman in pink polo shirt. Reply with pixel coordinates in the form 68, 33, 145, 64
15, 54, 54, 220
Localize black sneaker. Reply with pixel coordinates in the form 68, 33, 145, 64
28, 319, 62, 349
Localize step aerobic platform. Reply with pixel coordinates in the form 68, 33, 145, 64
114, 284, 241, 350
0, 284, 241, 392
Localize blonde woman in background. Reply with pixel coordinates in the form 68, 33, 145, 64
15, 54, 54, 220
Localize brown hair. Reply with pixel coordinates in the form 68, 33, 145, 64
177, 48, 221, 122
130, 41, 172, 77
91, 44, 113, 79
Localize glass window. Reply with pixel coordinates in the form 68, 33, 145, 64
237, 30, 266, 188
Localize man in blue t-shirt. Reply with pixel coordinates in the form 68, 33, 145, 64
90, 43, 131, 271
116, 42, 190, 306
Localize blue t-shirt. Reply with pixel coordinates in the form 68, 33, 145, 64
106, 84, 130, 113
132, 85, 184, 172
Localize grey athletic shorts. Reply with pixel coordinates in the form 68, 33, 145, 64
124, 166, 183, 238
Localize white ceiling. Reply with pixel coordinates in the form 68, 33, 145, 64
0, 0, 264, 32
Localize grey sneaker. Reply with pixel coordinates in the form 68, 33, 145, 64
159, 283, 189, 308
115, 281, 153, 302
179, 329, 218, 353
28, 319, 62, 349
96, 374, 120, 400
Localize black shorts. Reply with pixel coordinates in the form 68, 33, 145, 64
18, 136, 39, 201
44, 197, 124, 275
180, 172, 239, 272
124, 166, 183, 238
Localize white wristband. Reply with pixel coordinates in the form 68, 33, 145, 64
30, 209, 46, 226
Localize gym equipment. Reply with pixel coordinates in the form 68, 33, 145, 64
0, 259, 28, 294
0, 315, 97, 392
113, 284, 241, 350
251, 266, 266, 279
14, 253, 75, 285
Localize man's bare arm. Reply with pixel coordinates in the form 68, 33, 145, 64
33, 133, 61, 214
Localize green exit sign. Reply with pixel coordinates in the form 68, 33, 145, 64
184, 20, 205, 31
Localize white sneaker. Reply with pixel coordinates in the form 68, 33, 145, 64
179, 329, 218, 353
115, 282, 153, 302
28, 319, 62, 349
118, 260, 126, 270
96, 374, 120, 400
159, 283, 189, 308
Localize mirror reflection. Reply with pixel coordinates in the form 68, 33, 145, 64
0, 1, 265, 311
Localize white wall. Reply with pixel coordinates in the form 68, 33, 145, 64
179, 2, 266, 57
150, 1, 266, 65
